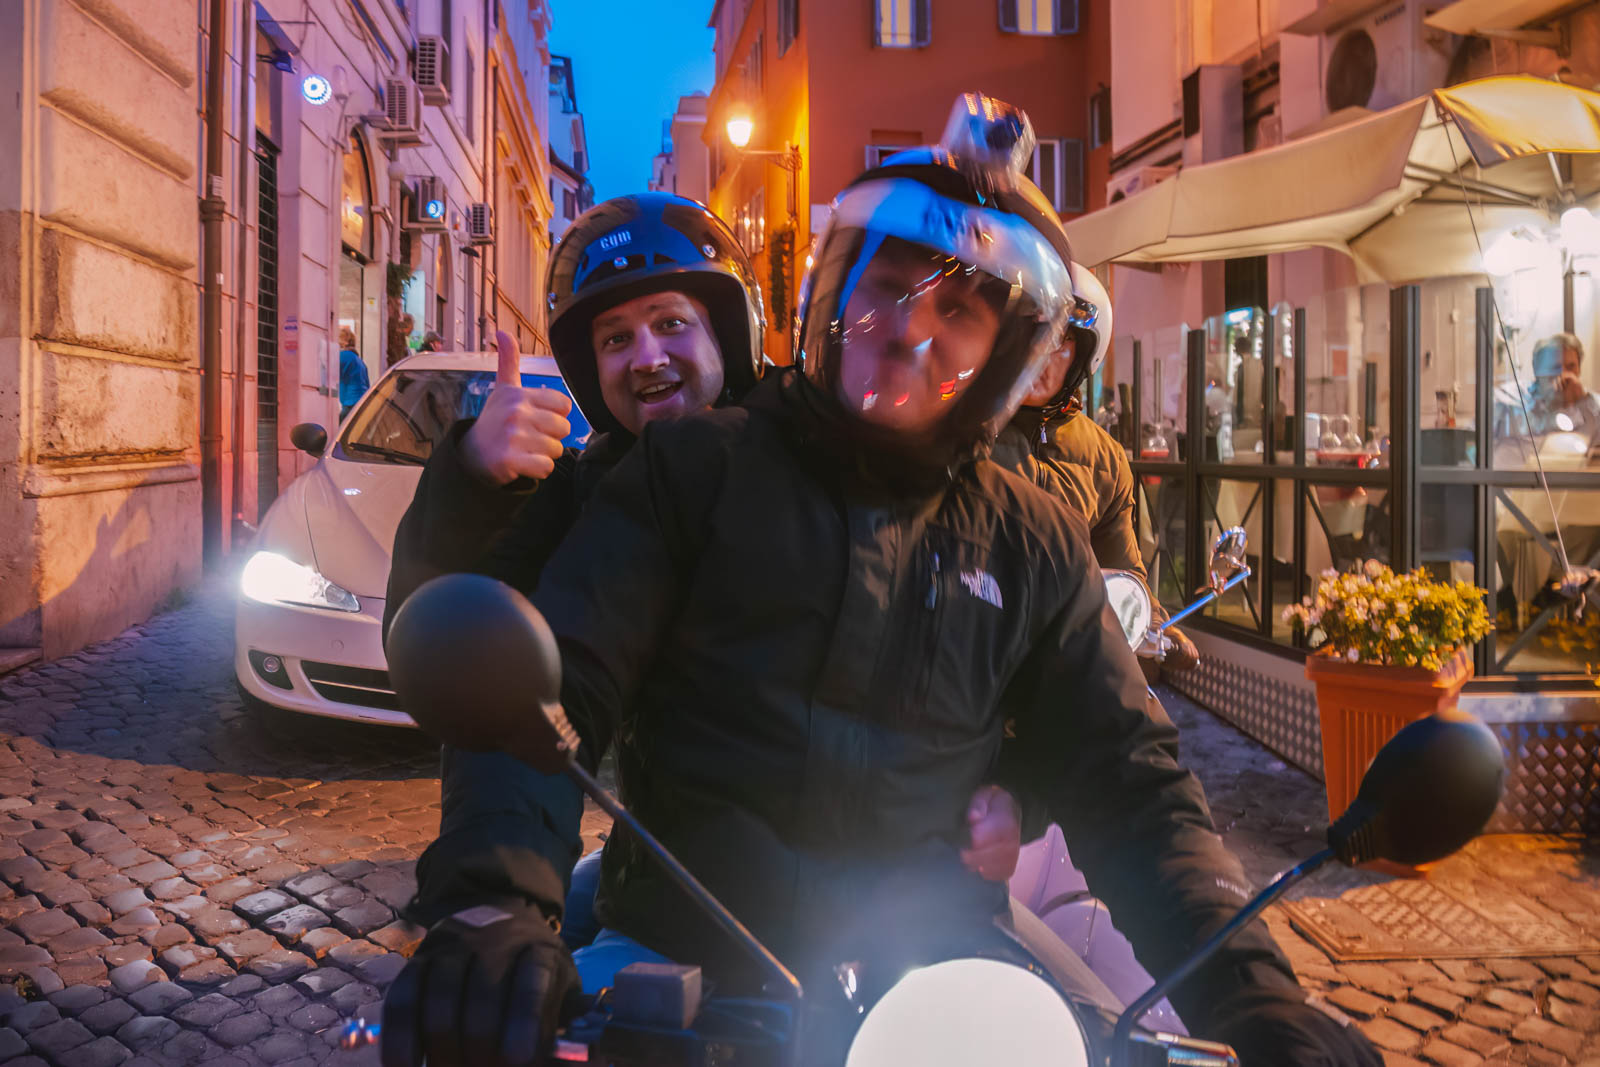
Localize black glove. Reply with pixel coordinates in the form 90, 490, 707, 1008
381, 902, 580, 1067
1208, 988, 1383, 1067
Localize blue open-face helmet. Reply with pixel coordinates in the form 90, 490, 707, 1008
546, 193, 766, 436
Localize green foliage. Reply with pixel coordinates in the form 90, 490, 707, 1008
1283, 560, 1492, 670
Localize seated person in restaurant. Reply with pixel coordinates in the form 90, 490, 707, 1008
1495, 333, 1600, 452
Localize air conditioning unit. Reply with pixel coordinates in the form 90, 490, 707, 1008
378, 77, 424, 147
1319, 0, 1455, 116
408, 177, 449, 232
416, 35, 451, 107
467, 202, 494, 246
1106, 165, 1178, 204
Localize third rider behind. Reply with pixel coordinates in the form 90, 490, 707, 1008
991, 263, 1199, 670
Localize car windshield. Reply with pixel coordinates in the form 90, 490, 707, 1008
338, 369, 589, 465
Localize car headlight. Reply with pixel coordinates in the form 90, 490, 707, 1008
241, 551, 361, 613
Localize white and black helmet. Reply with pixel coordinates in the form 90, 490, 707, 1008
796, 94, 1084, 469
1036, 263, 1113, 421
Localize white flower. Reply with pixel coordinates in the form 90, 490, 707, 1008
1396, 600, 1411, 617
1388, 623, 1402, 640
1346, 648, 1359, 661
1364, 558, 1383, 577
1321, 568, 1338, 579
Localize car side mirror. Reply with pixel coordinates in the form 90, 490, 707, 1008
290, 423, 328, 457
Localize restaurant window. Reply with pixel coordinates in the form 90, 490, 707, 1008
1490, 266, 1600, 472
1419, 276, 1483, 466
1136, 474, 1190, 614
873, 0, 929, 47
999, 0, 1078, 34
1302, 284, 1391, 469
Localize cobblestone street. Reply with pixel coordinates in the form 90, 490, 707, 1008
0, 575, 1594, 1065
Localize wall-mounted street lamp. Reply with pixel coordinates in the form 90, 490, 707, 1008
724, 113, 802, 219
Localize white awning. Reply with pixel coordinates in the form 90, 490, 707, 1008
1064, 76, 1600, 282
1424, 0, 1582, 38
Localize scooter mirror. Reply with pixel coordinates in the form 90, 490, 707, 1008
1329, 709, 1505, 868
386, 573, 579, 773
1102, 571, 1152, 650
1207, 527, 1248, 592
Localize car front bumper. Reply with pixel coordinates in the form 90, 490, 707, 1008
234, 594, 417, 728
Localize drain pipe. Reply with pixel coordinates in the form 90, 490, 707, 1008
200, 0, 229, 567
232, 1, 257, 541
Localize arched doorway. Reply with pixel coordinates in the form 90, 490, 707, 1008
338, 129, 381, 392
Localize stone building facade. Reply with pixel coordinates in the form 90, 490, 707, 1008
0, 0, 556, 669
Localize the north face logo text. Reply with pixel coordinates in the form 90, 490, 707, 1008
960, 569, 1003, 610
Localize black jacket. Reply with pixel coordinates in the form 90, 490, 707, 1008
388, 368, 1298, 1031
383, 427, 632, 922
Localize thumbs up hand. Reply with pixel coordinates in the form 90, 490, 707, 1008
460, 330, 573, 487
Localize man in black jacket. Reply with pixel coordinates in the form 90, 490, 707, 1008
380, 99, 1379, 1067
382, 192, 1026, 1055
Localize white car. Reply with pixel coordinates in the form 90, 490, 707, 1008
235, 350, 588, 726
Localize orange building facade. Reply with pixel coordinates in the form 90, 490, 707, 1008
706, 0, 1111, 365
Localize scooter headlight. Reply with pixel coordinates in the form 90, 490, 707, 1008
846, 958, 1090, 1067
241, 551, 361, 613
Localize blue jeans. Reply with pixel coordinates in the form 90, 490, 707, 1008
565, 850, 669, 993
561, 850, 605, 951
572, 929, 671, 993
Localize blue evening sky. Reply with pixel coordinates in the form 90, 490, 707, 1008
548, 1, 716, 201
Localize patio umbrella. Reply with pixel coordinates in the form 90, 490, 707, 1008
1065, 75, 1600, 283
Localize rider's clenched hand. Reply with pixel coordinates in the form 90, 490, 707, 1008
1208, 986, 1383, 1067
1163, 625, 1200, 672
959, 784, 1022, 882
460, 330, 573, 488
382, 902, 580, 1067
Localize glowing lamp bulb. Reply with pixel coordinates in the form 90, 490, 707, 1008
726, 116, 754, 149
302, 74, 332, 106
1561, 206, 1600, 258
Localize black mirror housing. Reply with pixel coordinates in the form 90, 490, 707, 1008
289, 423, 328, 457
1328, 709, 1504, 867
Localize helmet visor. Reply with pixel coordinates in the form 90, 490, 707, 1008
800, 177, 1073, 449
834, 235, 1017, 430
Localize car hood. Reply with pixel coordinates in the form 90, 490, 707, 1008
296, 457, 423, 599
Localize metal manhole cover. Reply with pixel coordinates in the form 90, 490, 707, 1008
1279, 879, 1600, 961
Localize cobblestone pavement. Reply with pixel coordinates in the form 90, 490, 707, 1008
0, 576, 1594, 1065
1167, 689, 1600, 1066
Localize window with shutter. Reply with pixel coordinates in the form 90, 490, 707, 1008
874, 0, 928, 47
778, 0, 799, 56
1030, 138, 1086, 214
1059, 138, 1085, 213
1089, 85, 1112, 149
1000, 0, 1078, 34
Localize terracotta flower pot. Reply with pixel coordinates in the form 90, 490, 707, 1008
1305, 645, 1474, 821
